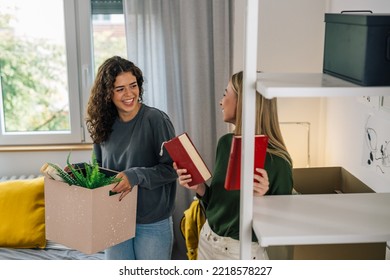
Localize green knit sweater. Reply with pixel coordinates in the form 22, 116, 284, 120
201, 133, 293, 242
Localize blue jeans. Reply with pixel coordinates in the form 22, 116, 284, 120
105, 216, 173, 260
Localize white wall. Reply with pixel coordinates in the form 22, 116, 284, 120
233, 0, 327, 168
325, 97, 390, 193
233, 0, 390, 192
0, 149, 92, 178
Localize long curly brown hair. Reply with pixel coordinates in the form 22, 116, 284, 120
86, 56, 144, 143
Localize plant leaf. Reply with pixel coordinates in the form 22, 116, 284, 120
47, 151, 122, 189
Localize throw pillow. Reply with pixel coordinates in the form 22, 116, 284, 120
0, 177, 46, 248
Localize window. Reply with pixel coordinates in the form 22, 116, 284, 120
0, 0, 78, 145
0, 0, 126, 145
91, 2, 127, 73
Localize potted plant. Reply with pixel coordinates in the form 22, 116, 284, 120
41, 152, 121, 189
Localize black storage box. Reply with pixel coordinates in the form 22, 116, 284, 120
323, 13, 390, 86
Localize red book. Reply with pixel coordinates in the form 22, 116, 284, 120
164, 133, 212, 186
224, 135, 269, 191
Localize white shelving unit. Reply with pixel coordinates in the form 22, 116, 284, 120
240, 1, 390, 260
239, 0, 259, 260
257, 72, 390, 98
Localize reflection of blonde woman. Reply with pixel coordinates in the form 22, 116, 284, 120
174, 71, 293, 260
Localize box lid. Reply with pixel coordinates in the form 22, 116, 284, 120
325, 13, 390, 26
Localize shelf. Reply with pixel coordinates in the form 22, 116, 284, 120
253, 193, 390, 247
256, 73, 390, 99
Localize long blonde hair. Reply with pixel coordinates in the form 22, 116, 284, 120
232, 71, 292, 166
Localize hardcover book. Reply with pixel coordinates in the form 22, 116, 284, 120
164, 133, 212, 186
224, 135, 269, 191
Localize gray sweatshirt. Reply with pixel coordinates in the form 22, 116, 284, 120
94, 104, 177, 224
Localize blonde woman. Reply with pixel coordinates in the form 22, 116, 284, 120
174, 71, 293, 260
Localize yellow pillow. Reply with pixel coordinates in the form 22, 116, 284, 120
0, 177, 46, 249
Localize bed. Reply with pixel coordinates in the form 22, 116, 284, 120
0, 241, 104, 260
0, 176, 104, 260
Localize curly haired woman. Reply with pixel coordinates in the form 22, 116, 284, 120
86, 56, 177, 260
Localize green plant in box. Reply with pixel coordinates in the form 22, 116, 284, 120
47, 152, 121, 189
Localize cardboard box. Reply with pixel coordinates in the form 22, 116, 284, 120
267, 167, 386, 260
323, 13, 390, 86
44, 176, 137, 254
292, 166, 374, 194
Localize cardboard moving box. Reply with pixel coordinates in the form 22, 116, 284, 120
44, 177, 137, 254
292, 166, 374, 194
267, 167, 385, 260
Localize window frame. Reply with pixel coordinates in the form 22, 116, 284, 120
0, 0, 94, 145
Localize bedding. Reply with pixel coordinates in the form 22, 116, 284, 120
0, 241, 104, 260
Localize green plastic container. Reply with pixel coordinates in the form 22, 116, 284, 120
323, 13, 390, 86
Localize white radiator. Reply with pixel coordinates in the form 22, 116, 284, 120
0, 174, 40, 182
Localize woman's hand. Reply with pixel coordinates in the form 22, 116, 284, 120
173, 162, 205, 196
111, 172, 134, 201
253, 168, 269, 197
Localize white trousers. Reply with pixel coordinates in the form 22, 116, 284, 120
197, 220, 269, 260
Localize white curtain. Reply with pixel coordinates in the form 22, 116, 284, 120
123, 0, 232, 259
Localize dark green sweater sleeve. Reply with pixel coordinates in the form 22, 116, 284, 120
200, 133, 293, 241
